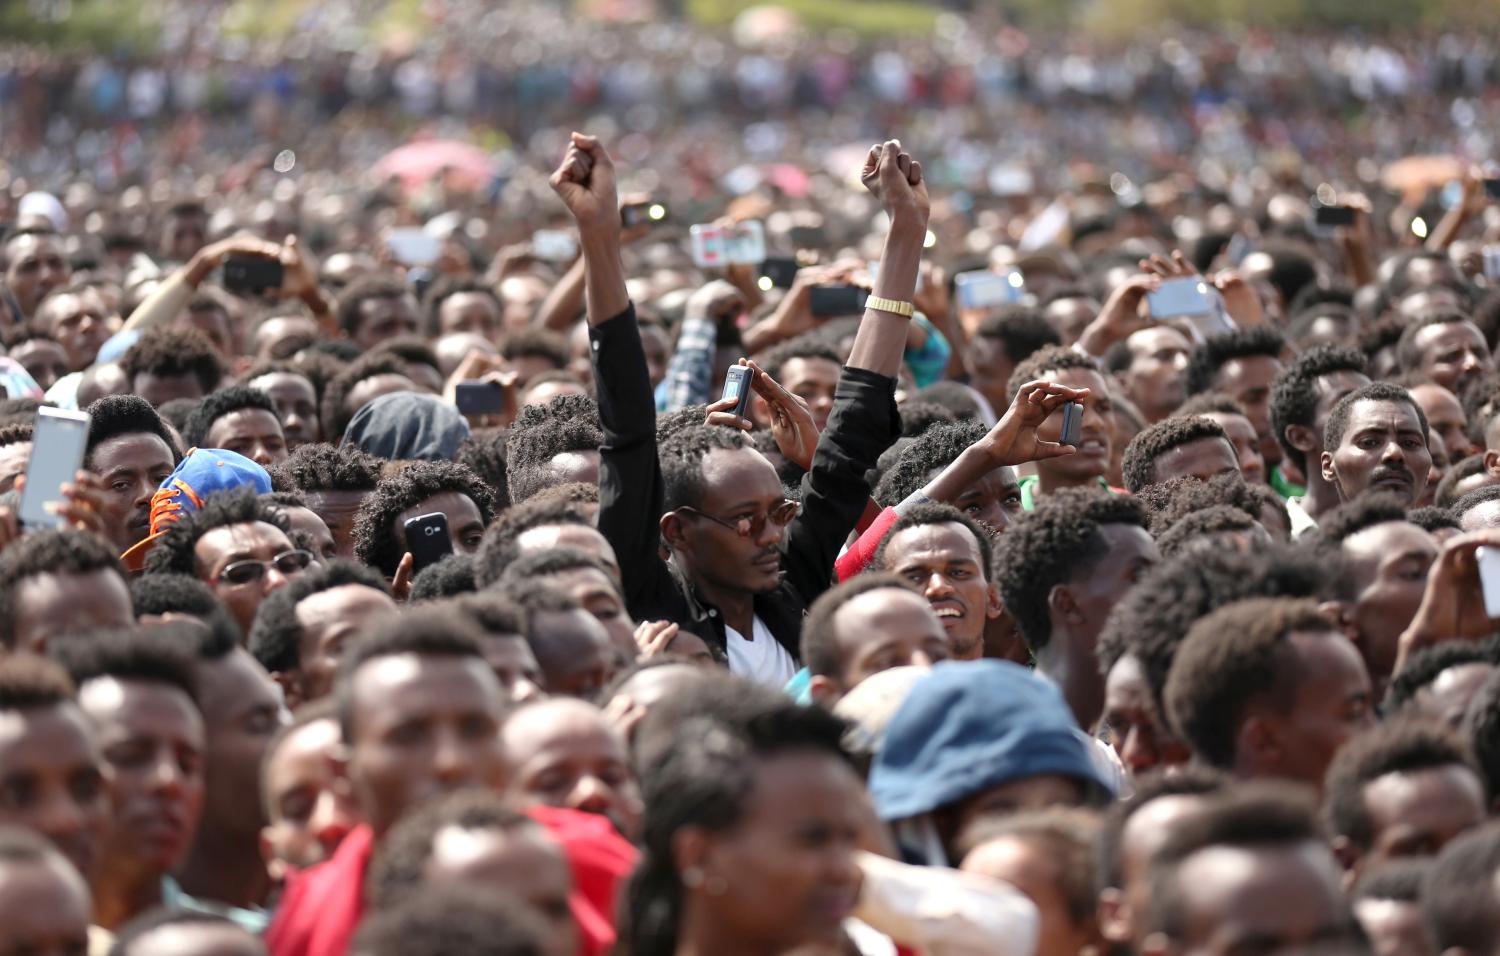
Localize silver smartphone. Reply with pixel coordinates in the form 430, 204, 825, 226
18, 407, 90, 530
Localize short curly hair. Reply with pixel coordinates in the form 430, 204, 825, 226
1184, 328, 1285, 398
1323, 719, 1481, 851
994, 488, 1148, 654
475, 497, 597, 588
335, 276, 410, 340
1452, 485, 1500, 526
872, 420, 984, 507
248, 558, 391, 674
83, 394, 182, 470
975, 306, 1063, 364
1156, 505, 1263, 557
1097, 547, 1335, 717
120, 326, 224, 396
659, 423, 754, 514
1176, 392, 1249, 420
1121, 416, 1232, 493
456, 430, 510, 510
129, 573, 242, 648
272, 442, 384, 493
364, 789, 540, 911
319, 353, 415, 442
50, 629, 199, 706
898, 401, 957, 439
422, 276, 503, 337
352, 461, 496, 576
349, 884, 548, 956
181, 385, 279, 448
1397, 312, 1485, 376
0, 530, 129, 648
500, 327, 569, 371
1409, 506, 1463, 535
1007, 345, 1103, 403
1095, 766, 1227, 893
1384, 638, 1500, 715
409, 554, 478, 602
1436, 454, 1492, 509
504, 394, 603, 505
1269, 346, 1368, 471
872, 502, 995, 582
1136, 472, 1261, 536
1323, 382, 1430, 453
800, 572, 920, 680
1316, 492, 1412, 546
756, 334, 842, 382
141, 488, 290, 578
1164, 597, 1341, 769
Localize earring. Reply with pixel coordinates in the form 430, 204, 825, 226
704, 874, 728, 896
681, 868, 704, 889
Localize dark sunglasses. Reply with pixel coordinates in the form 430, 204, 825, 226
678, 499, 800, 538
214, 549, 315, 587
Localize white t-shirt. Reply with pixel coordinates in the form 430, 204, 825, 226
725, 616, 799, 687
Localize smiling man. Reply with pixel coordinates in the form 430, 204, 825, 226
1009, 346, 1116, 508
1321, 383, 1434, 509
872, 504, 1002, 662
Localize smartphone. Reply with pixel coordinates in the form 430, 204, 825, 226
1477, 546, 1500, 619
759, 257, 800, 290
222, 254, 284, 296
454, 381, 506, 416
720, 364, 754, 419
1485, 179, 1500, 200
954, 269, 1025, 310
1224, 233, 1253, 268
18, 407, 89, 531
386, 228, 441, 267
532, 230, 578, 262
1484, 246, 1500, 281
788, 225, 827, 249
809, 285, 869, 318
1059, 402, 1084, 447
622, 201, 669, 228
1148, 278, 1216, 319
689, 221, 766, 268
1312, 204, 1358, 232
403, 512, 453, 573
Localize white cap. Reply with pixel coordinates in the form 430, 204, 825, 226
17, 192, 67, 232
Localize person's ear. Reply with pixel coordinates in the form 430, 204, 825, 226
984, 582, 1005, 621
1485, 448, 1500, 479
1237, 714, 1280, 773
271, 671, 303, 711
672, 825, 711, 881
808, 675, 843, 710
1318, 600, 1362, 650
1330, 835, 1362, 888
660, 511, 688, 551
260, 827, 287, 883
1286, 424, 1318, 454
1320, 449, 1338, 486
1047, 583, 1084, 629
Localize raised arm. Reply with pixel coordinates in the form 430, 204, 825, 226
548, 132, 629, 324
844, 141, 930, 376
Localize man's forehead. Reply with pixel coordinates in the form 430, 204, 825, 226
1342, 520, 1435, 560
887, 522, 983, 563
1347, 399, 1423, 430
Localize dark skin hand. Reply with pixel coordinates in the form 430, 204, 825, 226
1393, 529, 1500, 675
12, 470, 111, 540
704, 359, 820, 471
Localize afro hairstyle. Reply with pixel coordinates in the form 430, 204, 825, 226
351, 461, 496, 576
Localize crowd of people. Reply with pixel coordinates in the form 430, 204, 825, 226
3, 7, 1500, 956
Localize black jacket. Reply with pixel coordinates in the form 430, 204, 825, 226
591, 305, 900, 663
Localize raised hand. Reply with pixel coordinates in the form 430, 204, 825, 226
1393, 530, 1500, 673
549, 132, 620, 234
860, 140, 929, 228
983, 380, 1092, 466
704, 359, 820, 470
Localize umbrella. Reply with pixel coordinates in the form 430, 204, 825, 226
372, 139, 496, 192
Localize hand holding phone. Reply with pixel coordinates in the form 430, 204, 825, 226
720, 364, 755, 419
18, 408, 90, 531
454, 381, 508, 417
954, 270, 1025, 310
222, 253, 285, 296
403, 512, 454, 574
808, 285, 869, 318
1059, 402, 1084, 447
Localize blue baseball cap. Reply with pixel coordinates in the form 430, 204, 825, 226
121, 447, 273, 570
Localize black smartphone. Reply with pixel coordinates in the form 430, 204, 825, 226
621, 201, 669, 228
1485, 179, 1500, 200
788, 225, 827, 249
1059, 402, 1084, 447
454, 381, 506, 416
809, 285, 869, 318
1313, 204, 1358, 230
222, 253, 284, 296
403, 512, 453, 573
720, 364, 754, 419
759, 257, 800, 289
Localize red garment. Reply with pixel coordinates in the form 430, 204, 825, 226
266, 808, 637, 956
836, 505, 900, 582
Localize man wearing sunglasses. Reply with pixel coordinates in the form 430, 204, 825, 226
553, 134, 923, 683
144, 488, 313, 636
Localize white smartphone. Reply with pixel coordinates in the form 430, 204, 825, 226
954, 269, 1024, 310
1477, 546, 1500, 619
1483, 245, 1500, 281
532, 229, 578, 262
689, 221, 766, 268
18, 407, 90, 530
386, 228, 442, 267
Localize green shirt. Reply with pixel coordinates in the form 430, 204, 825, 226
1017, 474, 1118, 511
1270, 465, 1306, 500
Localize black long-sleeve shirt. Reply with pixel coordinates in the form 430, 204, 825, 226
591, 304, 901, 663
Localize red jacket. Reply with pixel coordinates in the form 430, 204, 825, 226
266, 807, 636, 956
